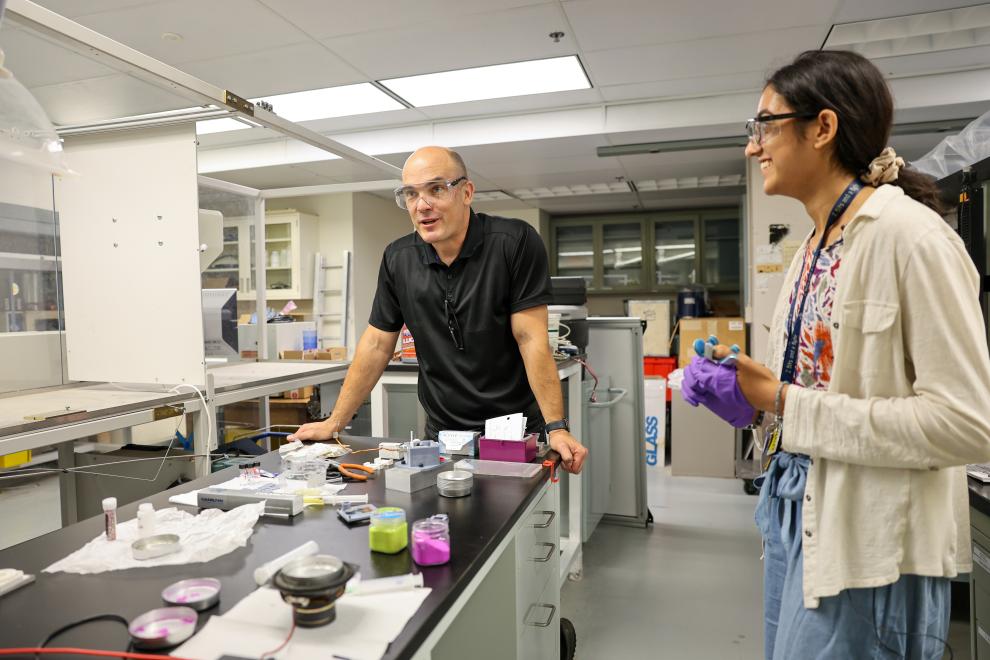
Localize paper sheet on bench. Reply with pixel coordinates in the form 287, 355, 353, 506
175, 585, 431, 660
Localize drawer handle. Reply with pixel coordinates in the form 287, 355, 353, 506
532, 510, 556, 528
532, 542, 556, 562
525, 603, 557, 628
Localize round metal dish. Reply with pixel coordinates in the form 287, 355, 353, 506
132, 534, 181, 561
161, 577, 221, 611
128, 606, 197, 649
437, 470, 473, 498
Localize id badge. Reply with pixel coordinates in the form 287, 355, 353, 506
761, 421, 782, 471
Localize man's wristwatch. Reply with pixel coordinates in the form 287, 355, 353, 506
544, 419, 569, 434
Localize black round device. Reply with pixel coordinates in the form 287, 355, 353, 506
272, 554, 357, 627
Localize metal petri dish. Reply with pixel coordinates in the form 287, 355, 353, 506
129, 606, 197, 649
277, 554, 345, 590
161, 577, 221, 611
437, 470, 473, 497
132, 534, 181, 561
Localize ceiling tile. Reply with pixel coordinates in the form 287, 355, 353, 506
1, 25, 118, 88
415, 89, 602, 120
258, 0, 552, 40
562, 0, 838, 52
599, 71, 767, 103
456, 135, 609, 162
182, 42, 366, 98
32, 0, 160, 17
584, 26, 827, 87
323, 4, 572, 80
62, 0, 307, 65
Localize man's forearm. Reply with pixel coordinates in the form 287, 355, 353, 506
518, 339, 564, 424
326, 329, 395, 430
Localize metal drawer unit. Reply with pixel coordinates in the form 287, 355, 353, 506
517, 485, 560, 660
972, 506, 990, 659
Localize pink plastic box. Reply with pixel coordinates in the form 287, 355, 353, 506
478, 433, 538, 463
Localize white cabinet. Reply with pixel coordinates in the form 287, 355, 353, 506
201, 210, 317, 300
517, 486, 561, 660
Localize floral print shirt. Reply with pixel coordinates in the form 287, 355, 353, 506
786, 239, 843, 390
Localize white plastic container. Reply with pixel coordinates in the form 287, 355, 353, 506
137, 502, 156, 538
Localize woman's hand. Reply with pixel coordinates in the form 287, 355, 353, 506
712, 345, 787, 413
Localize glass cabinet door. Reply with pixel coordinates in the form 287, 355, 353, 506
602, 222, 643, 288
264, 219, 293, 294
702, 217, 740, 285
654, 220, 696, 286
555, 225, 594, 286
202, 221, 241, 291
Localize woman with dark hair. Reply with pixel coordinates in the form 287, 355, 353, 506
687, 50, 990, 658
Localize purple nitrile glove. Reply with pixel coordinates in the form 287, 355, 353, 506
680, 356, 756, 428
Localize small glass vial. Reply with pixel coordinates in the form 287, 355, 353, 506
368, 507, 408, 554
102, 497, 118, 541
411, 515, 451, 566
137, 502, 156, 538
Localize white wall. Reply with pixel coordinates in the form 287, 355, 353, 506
352, 193, 413, 345
744, 158, 811, 364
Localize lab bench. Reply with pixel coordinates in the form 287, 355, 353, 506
0, 436, 562, 660
970, 478, 990, 659
372, 359, 585, 584
0, 360, 349, 525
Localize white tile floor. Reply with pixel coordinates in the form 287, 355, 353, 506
561, 466, 765, 659
561, 463, 971, 660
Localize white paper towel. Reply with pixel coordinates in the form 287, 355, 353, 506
175, 585, 432, 660
43, 503, 264, 574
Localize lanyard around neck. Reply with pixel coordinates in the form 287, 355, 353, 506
779, 179, 863, 384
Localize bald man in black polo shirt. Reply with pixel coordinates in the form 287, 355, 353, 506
290, 146, 587, 474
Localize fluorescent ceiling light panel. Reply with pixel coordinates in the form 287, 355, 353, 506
473, 190, 514, 202
379, 56, 591, 107
825, 4, 990, 58
255, 83, 404, 122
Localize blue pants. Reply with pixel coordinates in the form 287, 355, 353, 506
755, 453, 951, 660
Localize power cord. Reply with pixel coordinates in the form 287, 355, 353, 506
36, 613, 131, 658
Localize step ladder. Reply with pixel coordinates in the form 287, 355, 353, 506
312, 251, 351, 351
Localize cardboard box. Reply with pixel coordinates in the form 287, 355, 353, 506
677, 317, 746, 368
281, 385, 314, 400
670, 394, 736, 478
627, 300, 672, 356
279, 347, 347, 361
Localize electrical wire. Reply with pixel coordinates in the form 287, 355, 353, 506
0, 650, 189, 660
169, 383, 213, 452
259, 621, 295, 659
572, 357, 600, 403
37, 613, 130, 658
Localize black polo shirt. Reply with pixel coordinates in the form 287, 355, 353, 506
368, 210, 553, 436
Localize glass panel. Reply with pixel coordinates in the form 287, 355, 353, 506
265, 220, 293, 292
0, 161, 65, 394
555, 225, 593, 285
602, 223, 642, 288
654, 220, 696, 285
703, 218, 740, 285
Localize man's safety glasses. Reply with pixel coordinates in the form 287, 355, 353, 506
394, 177, 467, 210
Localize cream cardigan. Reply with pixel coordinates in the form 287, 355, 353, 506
766, 184, 990, 608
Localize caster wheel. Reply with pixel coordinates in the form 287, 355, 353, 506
560, 617, 577, 660
743, 479, 758, 496
567, 570, 583, 582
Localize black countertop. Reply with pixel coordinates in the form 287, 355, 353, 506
969, 475, 990, 518
0, 437, 552, 659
